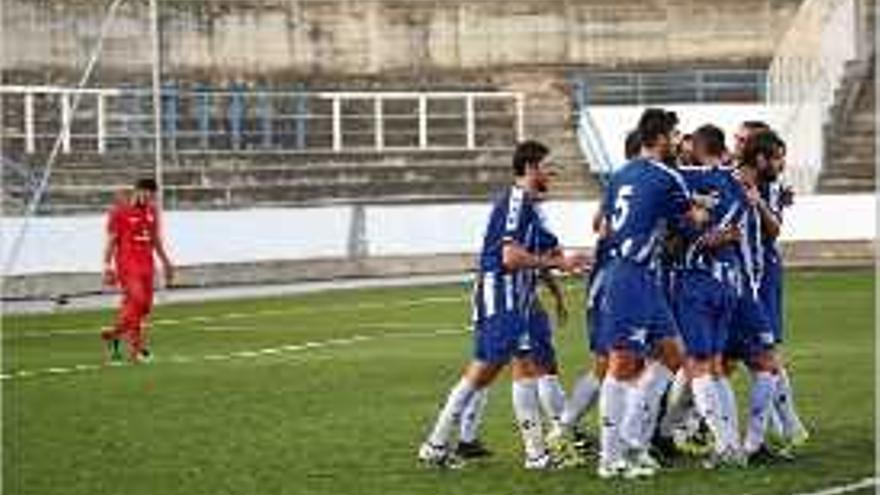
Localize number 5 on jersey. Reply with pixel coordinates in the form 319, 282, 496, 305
611, 185, 634, 231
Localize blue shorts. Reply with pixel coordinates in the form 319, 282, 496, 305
473, 311, 527, 364
522, 307, 557, 368
598, 259, 678, 356
725, 292, 776, 360
674, 270, 735, 359
760, 262, 783, 343
586, 266, 609, 354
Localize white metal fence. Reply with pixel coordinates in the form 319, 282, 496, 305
766, 0, 859, 193
0, 86, 524, 155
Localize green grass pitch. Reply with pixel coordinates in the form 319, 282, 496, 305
2, 270, 875, 495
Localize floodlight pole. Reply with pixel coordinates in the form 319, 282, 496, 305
150, 0, 164, 209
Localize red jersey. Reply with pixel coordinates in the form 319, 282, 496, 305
108, 202, 159, 274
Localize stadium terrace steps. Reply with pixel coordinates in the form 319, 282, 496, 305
501, 72, 594, 200
2, 149, 596, 215
818, 56, 876, 194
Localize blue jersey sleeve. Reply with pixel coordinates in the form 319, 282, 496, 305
537, 225, 560, 252
679, 166, 708, 191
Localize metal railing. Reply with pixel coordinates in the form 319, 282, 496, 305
0, 86, 524, 155
572, 69, 767, 106
570, 78, 614, 182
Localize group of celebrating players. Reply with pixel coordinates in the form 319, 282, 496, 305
96, 104, 809, 478
417, 108, 809, 478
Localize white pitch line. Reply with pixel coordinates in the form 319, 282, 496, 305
8, 295, 465, 340
792, 478, 879, 495
0, 327, 467, 382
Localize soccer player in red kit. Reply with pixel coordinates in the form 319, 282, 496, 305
101, 178, 174, 362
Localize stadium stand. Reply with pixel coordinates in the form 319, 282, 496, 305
2, 0, 802, 216
818, 54, 876, 193
1, 89, 525, 213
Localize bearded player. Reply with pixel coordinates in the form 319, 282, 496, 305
101, 178, 174, 363
417, 140, 585, 469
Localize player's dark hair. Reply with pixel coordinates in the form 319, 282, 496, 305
637, 108, 679, 147
693, 124, 726, 157
775, 134, 787, 153
512, 140, 550, 176
134, 178, 159, 192
742, 120, 770, 132
740, 129, 781, 168
624, 130, 641, 160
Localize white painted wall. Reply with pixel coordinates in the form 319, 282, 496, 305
2, 208, 351, 275
2, 195, 874, 275
587, 103, 773, 173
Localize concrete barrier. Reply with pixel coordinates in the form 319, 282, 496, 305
2, 194, 874, 298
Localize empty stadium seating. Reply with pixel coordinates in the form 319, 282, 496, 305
818, 54, 876, 193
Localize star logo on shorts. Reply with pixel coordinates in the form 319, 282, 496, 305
629, 327, 648, 345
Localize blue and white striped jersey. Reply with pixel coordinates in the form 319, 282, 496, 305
602, 158, 692, 266
738, 201, 764, 299
472, 186, 559, 321
678, 166, 747, 268
675, 165, 749, 293
759, 180, 786, 268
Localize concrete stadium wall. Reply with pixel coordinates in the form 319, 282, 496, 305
1, 194, 874, 298
2, 0, 800, 83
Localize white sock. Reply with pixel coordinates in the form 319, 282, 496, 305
660, 368, 693, 438
715, 376, 741, 450
636, 362, 674, 447
559, 372, 600, 430
427, 377, 478, 447
537, 374, 566, 426
745, 371, 779, 453
599, 376, 629, 465
769, 405, 784, 437
774, 366, 806, 439
620, 380, 647, 451
692, 375, 726, 453
459, 388, 489, 443
512, 378, 546, 460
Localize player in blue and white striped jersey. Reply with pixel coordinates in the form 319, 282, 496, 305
418, 141, 585, 470
594, 109, 709, 478
669, 124, 748, 467
546, 129, 644, 465
723, 129, 790, 464
456, 200, 572, 460
752, 134, 810, 453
